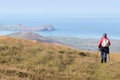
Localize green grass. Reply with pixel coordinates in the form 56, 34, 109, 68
0, 36, 120, 80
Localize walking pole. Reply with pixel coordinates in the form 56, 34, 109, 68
108, 53, 110, 62
96, 48, 99, 61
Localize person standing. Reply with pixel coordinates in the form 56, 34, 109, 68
98, 33, 111, 63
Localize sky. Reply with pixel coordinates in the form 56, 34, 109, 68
0, 0, 120, 18
0, 0, 120, 26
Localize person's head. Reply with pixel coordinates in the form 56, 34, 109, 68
103, 33, 107, 37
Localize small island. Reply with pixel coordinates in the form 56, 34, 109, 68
0, 24, 55, 31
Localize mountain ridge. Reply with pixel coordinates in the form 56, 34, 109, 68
6, 32, 59, 43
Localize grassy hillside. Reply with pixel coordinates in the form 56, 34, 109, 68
7, 32, 58, 43
0, 36, 120, 80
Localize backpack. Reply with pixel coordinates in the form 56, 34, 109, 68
101, 38, 109, 47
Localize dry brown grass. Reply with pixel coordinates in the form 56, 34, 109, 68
0, 36, 120, 80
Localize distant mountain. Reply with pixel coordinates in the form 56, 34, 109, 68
0, 24, 55, 31
6, 32, 58, 43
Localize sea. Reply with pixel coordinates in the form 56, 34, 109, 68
0, 29, 119, 39
0, 17, 120, 39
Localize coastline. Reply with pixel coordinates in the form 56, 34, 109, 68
0, 31, 120, 53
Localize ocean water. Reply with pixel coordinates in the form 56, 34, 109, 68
35, 18, 120, 39
0, 18, 120, 39
0, 29, 119, 40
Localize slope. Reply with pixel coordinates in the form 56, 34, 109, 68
7, 32, 58, 43
0, 36, 120, 80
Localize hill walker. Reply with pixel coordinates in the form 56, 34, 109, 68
98, 33, 111, 63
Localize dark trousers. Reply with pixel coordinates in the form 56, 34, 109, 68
100, 47, 109, 63
101, 51, 107, 63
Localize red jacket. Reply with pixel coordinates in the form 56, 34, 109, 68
98, 36, 110, 48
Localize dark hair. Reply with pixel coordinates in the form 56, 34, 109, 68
103, 33, 107, 37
